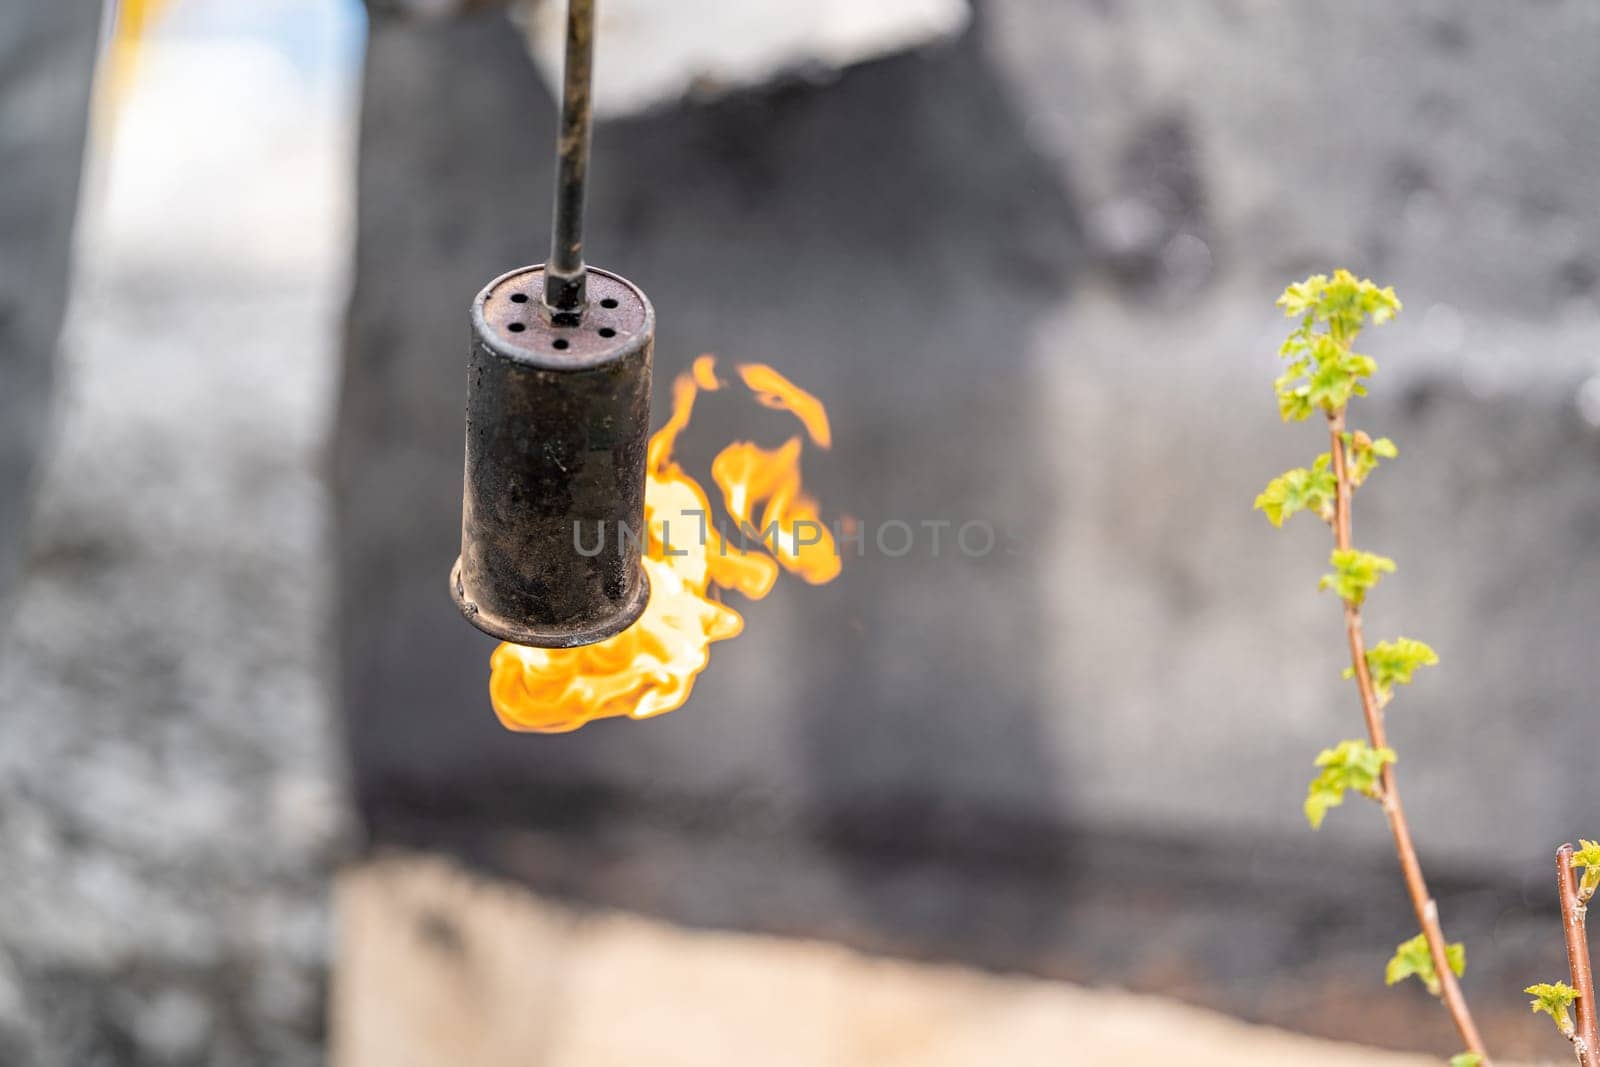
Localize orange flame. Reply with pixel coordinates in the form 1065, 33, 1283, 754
487, 357, 839, 732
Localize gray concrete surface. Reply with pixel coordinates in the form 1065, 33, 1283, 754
0, 279, 343, 1065
340, 0, 1599, 1057
984, 0, 1600, 869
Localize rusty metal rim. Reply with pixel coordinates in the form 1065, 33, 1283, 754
449, 556, 651, 648
470, 263, 654, 372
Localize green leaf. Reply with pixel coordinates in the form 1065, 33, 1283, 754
1274, 359, 1316, 422
1276, 380, 1316, 422
1272, 272, 1399, 419
1449, 1053, 1484, 1067
1526, 981, 1578, 1035
1574, 839, 1600, 899
1305, 338, 1378, 413
1275, 269, 1402, 339
1304, 740, 1395, 829
1255, 458, 1337, 527
1319, 549, 1396, 605
1341, 430, 1397, 487
1386, 933, 1465, 996
1277, 276, 1328, 319
1347, 637, 1439, 703
1279, 315, 1314, 360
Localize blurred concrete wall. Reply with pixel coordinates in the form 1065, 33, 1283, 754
339, 0, 1600, 1053
0, 2, 100, 621
980, 0, 1600, 865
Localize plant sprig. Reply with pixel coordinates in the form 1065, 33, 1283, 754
1387, 933, 1465, 997
1351, 637, 1439, 707
1304, 739, 1394, 830
1576, 841, 1600, 905
1527, 982, 1580, 1038
1319, 548, 1396, 606
1255, 270, 1488, 1061
1254, 457, 1336, 527
1531, 844, 1600, 1064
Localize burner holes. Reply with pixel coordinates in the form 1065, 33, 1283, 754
600, 298, 619, 309
507, 322, 526, 333
553, 338, 570, 350
598, 327, 616, 338
510, 293, 529, 303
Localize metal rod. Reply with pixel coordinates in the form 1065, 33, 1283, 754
543, 0, 595, 317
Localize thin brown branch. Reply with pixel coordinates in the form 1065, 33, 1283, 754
1559, 844, 1599, 1065
1326, 412, 1489, 1061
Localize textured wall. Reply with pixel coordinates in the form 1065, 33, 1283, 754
983, 0, 1600, 869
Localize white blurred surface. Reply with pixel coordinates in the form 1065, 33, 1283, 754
521, 0, 970, 117
83, 0, 363, 285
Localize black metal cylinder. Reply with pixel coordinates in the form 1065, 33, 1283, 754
451, 263, 653, 647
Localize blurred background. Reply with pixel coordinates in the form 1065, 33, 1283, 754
2, 1, 1598, 1064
